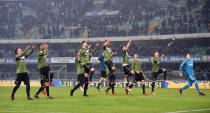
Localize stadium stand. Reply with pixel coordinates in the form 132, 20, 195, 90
0, 0, 209, 39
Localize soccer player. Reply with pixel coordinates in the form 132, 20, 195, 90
125, 54, 148, 95
151, 51, 167, 95
34, 44, 53, 99
80, 41, 99, 96
121, 40, 135, 90
11, 45, 35, 100
103, 39, 117, 95
178, 53, 205, 96
70, 51, 86, 96
96, 53, 107, 91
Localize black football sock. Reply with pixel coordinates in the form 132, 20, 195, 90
46, 86, 50, 96
107, 86, 111, 91
72, 84, 80, 92
126, 79, 129, 87
84, 77, 88, 95
152, 82, 155, 91
50, 73, 54, 82
142, 84, 145, 94
164, 71, 167, 80
89, 71, 94, 81
84, 83, 88, 95
36, 86, 45, 95
26, 84, 30, 97
97, 83, 101, 88
12, 85, 20, 96
129, 84, 133, 89
111, 85, 115, 93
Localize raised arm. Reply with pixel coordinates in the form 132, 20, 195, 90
44, 44, 48, 55
16, 50, 26, 59
90, 43, 99, 53
103, 39, 110, 47
16, 46, 30, 59
25, 45, 35, 58
159, 54, 164, 60
125, 40, 132, 50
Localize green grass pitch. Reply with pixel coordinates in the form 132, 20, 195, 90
0, 87, 210, 113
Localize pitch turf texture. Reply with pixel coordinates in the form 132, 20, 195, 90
0, 87, 210, 113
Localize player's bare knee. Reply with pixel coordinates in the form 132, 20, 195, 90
102, 78, 105, 81
162, 68, 166, 72
84, 73, 88, 77
90, 68, 95, 71
41, 77, 45, 80
142, 80, 145, 84
49, 70, 54, 74
45, 82, 49, 86
111, 66, 115, 70
130, 70, 135, 75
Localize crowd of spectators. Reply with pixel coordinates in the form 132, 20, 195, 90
0, 38, 209, 58
0, 38, 210, 80
0, 0, 209, 39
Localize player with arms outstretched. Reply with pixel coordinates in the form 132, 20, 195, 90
80, 41, 99, 96
86, 43, 99, 85
121, 40, 135, 92
151, 51, 167, 95
104, 39, 117, 95
11, 45, 35, 100
34, 44, 53, 99
70, 51, 86, 96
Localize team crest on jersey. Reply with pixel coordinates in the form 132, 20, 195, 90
85, 49, 90, 55
106, 47, 112, 53
40, 51, 47, 58
155, 57, 160, 64
19, 56, 25, 62
126, 52, 128, 56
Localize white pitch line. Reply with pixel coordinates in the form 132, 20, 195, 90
0, 111, 70, 113
165, 108, 210, 113
0, 111, 32, 113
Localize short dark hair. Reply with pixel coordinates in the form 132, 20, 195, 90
104, 40, 107, 42
121, 46, 125, 50
153, 50, 158, 54
81, 41, 86, 44
14, 48, 20, 54
39, 44, 43, 47
185, 53, 190, 57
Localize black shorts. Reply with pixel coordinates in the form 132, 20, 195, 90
77, 74, 85, 85
133, 72, 145, 83
123, 65, 132, 76
39, 66, 50, 82
82, 63, 92, 74
15, 72, 30, 85
105, 60, 113, 72
100, 70, 107, 78
152, 68, 163, 81
108, 74, 116, 83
